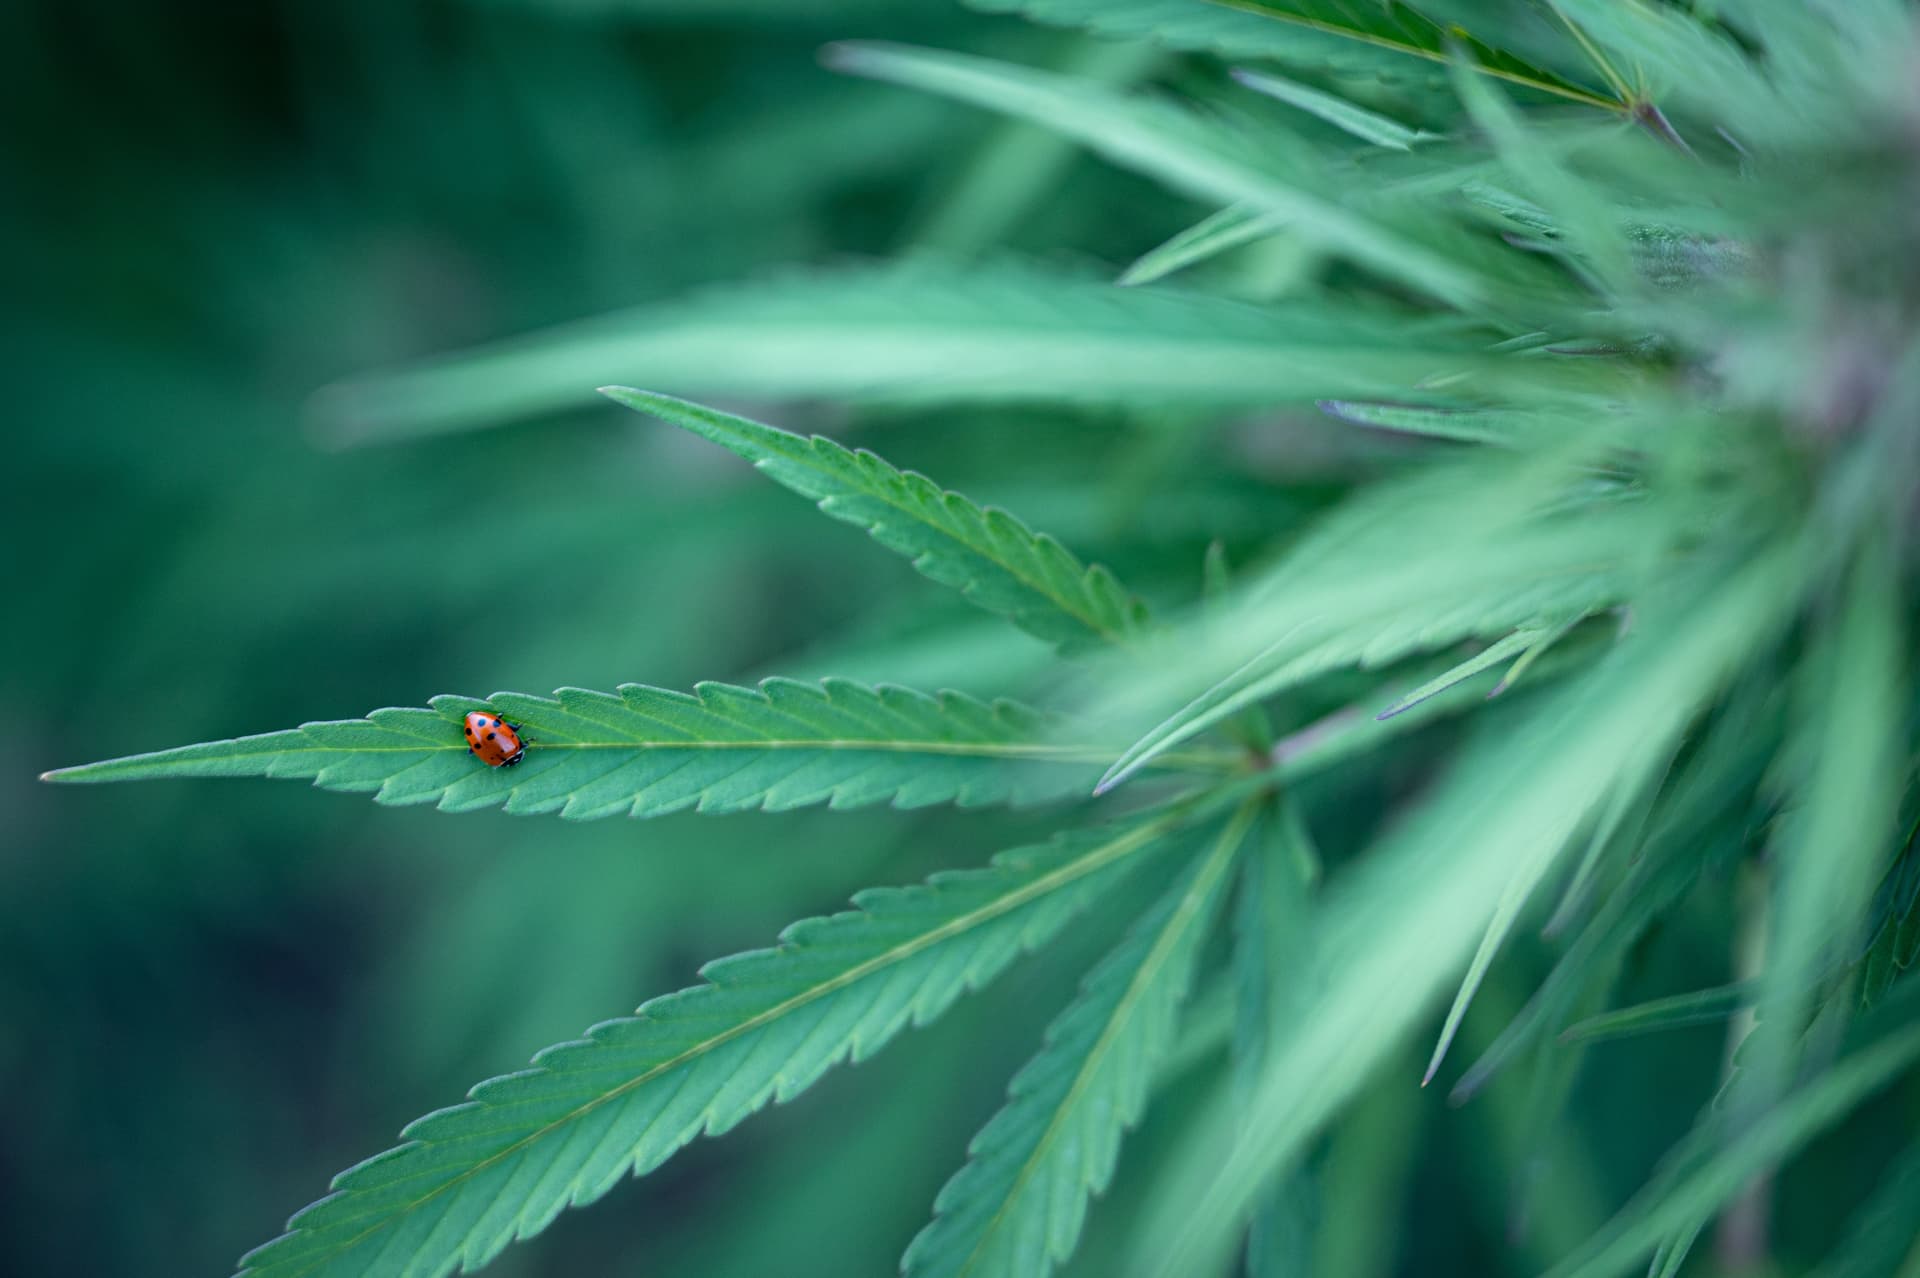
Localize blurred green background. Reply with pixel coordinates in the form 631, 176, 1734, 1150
6, 4, 1906, 1277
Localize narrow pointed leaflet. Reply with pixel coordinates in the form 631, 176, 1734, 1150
43, 679, 1168, 818
902, 801, 1258, 1278
602, 390, 1147, 653
237, 812, 1208, 1278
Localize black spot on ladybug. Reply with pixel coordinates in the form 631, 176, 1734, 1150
487, 731, 497, 740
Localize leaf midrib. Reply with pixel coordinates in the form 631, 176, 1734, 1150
772, 440, 1129, 646
267, 814, 1188, 1278
51, 741, 1243, 784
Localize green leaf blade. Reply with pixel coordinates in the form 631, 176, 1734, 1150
1118, 203, 1285, 287
602, 389, 1147, 652
903, 803, 1256, 1278
43, 680, 1121, 818
1558, 983, 1752, 1046
315, 260, 1541, 445
1230, 68, 1432, 150
237, 816, 1196, 1278
964, 0, 1613, 105
825, 41, 1488, 306
1094, 447, 1655, 793
1128, 544, 1806, 1278
1546, 990, 1920, 1278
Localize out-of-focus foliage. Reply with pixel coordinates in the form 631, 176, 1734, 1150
14, 2, 1920, 1277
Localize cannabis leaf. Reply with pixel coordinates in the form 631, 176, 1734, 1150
964, 0, 1616, 107
603, 390, 1148, 653
311, 259, 1535, 445
1232, 799, 1321, 1278
1230, 68, 1437, 150
1820, 1137, 1920, 1278
902, 801, 1257, 1278
42, 680, 1159, 818
236, 812, 1208, 1278
1129, 546, 1802, 1277
1545, 985, 1920, 1278
1558, 983, 1751, 1046
1315, 398, 1555, 445
827, 41, 1490, 306
1094, 444, 1661, 792
1116, 70, 1429, 287
1118, 204, 1284, 287
1451, 683, 1783, 1103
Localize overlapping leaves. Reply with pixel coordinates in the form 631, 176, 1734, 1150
603, 389, 1148, 653
236, 813, 1205, 1278
311, 259, 1526, 444
902, 803, 1256, 1278
964, 0, 1615, 107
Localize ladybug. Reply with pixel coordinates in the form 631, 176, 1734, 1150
463, 711, 526, 768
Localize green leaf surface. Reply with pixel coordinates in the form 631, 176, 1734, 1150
1095, 445, 1657, 792
313, 260, 1530, 444
901, 801, 1256, 1278
825, 41, 1490, 305
1544, 0, 1791, 136
963, 0, 1613, 106
235, 813, 1203, 1278
1858, 816, 1920, 1009
1558, 983, 1753, 1045
42, 680, 1152, 818
1545, 986, 1920, 1278
1421, 817, 1563, 1085
602, 389, 1147, 652
1816, 1137, 1920, 1278
1541, 741, 1670, 937
1231, 68, 1435, 150
1449, 56, 1636, 295
1374, 627, 1538, 721
1315, 397, 1559, 445
1118, 204, 1285, 287
1451, 682, 1783, 1103
1234, 798, 1322, 1277
1128, 544, 1803, 1278
1756, 533, 1906, 1087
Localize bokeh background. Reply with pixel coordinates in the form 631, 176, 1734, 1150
5, 4, 1905, 1277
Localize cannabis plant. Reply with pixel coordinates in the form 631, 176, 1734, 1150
42, 2, 1920, 1276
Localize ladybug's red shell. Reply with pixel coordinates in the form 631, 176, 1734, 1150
464, 711, 526, 767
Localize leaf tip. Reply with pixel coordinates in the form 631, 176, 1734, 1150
1091, 756, 1143, 796
817, 39, 873, 74
597, 385, 653, 408
40, 763, 96, 784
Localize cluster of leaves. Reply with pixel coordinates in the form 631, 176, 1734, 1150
44, 2, 1920, 1276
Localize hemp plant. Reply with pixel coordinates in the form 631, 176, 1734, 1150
45, 3, 1920, 1276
